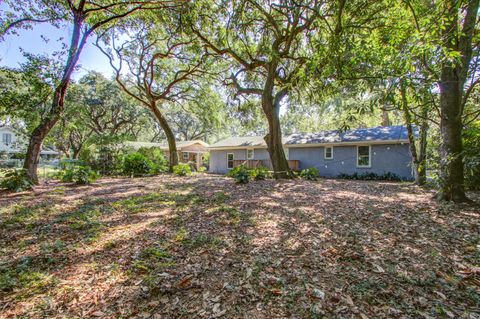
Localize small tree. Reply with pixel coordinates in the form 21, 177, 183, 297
1, 0, 184, 183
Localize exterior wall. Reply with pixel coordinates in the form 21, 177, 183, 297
289, 143, 413, 180
209, 148, 269, 174
210, 144, 413, 180
0, 127, 25, 154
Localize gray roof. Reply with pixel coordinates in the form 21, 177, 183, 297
209, 126, 410, 149
125, 140, 208, 150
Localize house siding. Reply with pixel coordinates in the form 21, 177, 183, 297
210, 143, 414, 180
289, 143, 413, 180
0, 127, 24, 154
209, 148, 269, 174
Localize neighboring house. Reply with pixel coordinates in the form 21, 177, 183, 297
125, 140, 209, 170
208, 126, 414, 180
0, 126, 59, 160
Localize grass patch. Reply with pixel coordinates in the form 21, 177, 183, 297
212, 191, 229, 204
57, 200, 111, 241
131, 245, 176, 290
0, 257, 57, 296
181, 234, 225, 250
207, 205, 248, 226
112, 192, 203, 214
1, 202, 54, 229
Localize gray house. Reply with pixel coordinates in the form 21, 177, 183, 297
208, 126, 414, 180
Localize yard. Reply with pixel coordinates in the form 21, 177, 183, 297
0, 175, 479, 318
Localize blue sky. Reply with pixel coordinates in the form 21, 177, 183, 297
0, 22, 113, 80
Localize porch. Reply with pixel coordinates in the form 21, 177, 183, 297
232, 159, 300, 171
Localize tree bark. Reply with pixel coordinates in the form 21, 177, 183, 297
23, 12, 86, 183
400, 83, 421, 185
261, 75, 292, 179
23, 116, 59, 183
381, 107, 390, 126
72, 146, 82, 160
150, 103, 178, 171
435, 0, 478, 202
417, 104, 428, 186
438, 76, 467, 201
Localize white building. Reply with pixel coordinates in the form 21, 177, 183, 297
0, 126, 59, 159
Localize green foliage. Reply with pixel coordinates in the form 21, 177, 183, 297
300, 168, 319, 181
123, 153, 154, 177
60, 166, 99, 185
227, 165, 250, 184
198, 166, 207, 173
337, 172, 403, 181
173, 163, 192, 176
463, 121, 480, 190
249, 166, 270, 181
136, 147, 168, 174
0, 169, 34, 192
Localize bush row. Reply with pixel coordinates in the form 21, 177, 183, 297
226, 165, 270, 184
226, 165, 321, 183
337, 172, 403, 181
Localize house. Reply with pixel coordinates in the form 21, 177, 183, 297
125, 140, 209, 170
208, 126, 414, 180
0, 126, 59, 160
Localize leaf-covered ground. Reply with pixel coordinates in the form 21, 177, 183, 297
0, 175, 479, 319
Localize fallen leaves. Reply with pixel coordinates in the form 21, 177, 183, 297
0, 175, 479, 318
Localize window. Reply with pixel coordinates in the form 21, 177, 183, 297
227, 153, 234, 169
324, 146, 333, 159
183, 152, 189, 161
283, 147, 289, 160
357, 145, 371, 167
247, 149, 254, 160
2, 133, 12, 145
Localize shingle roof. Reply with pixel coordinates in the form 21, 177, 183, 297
209, 126, 410, 149
125, 140, 208, 150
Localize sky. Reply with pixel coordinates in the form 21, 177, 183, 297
0, 22, 113, 80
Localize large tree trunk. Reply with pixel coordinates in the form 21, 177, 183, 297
435, 0, 478, 202
23, 12, 86, 183
438, 75, 467, 201
150, 104, 178, 171
23, 116, 60, 183
23, 85, 67, 183
264, 106, 291, 179
261, 86, 292, 179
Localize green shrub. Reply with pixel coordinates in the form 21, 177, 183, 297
0, 169, 34, 192
198, 166, 207, 173
249, 166, 270, 180
227, 165, 250, 184
300, 167, 319, 180
123, 153, 153, 177
61, 166, 99, 185
337, 172, 403, 181
173, 163, 191, 176
79, 145, 125, 176
137, 147, 168, 174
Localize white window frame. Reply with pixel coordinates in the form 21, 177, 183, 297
324, 146, 333, 159
357, 145, 371, 168
227, 153, 234, 169
246, 149, 254, 160
2, 133, 12, 145
183, 152, 189, 161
